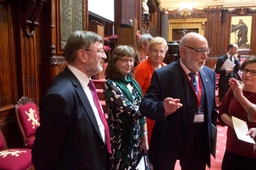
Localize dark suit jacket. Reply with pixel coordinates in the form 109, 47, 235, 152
32, 67, 109, 170
215, 54, 240, 89
140, 60, 218, 169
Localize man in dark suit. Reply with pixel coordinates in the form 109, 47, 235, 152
32, 31, 110, 170
215, 43, 240, 102
140, 32, 218, 170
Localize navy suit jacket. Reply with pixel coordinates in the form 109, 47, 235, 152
140, 60, 218, 169
215, 54, 240, 89
32, 67, 109, 170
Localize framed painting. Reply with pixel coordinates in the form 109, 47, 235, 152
230, 16, 252, 49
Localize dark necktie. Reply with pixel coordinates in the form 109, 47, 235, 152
88, 80, 112, 154
230, 56, 233, 62
230, 56, 234, 77
188, 72, 198, 94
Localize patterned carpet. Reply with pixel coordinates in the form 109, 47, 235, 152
174, 125, 227, 170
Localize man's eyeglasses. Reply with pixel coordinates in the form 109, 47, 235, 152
117, 58, 134, 64
82, 49, 105, 55
150, 49, 166, 55
241, 68, 256, 76
183, 45, 211, 55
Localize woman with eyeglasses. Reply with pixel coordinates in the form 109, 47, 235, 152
134, 37, 168, 147
219, 56, 256, 170
104, 45, 148, 169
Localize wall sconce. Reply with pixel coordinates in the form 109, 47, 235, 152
179, 4, 192, 18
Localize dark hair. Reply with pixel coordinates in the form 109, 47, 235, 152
227, 43, 237, 50
64, 30, 103, 63
240, 56, 256, 70
105, 45, 135, 80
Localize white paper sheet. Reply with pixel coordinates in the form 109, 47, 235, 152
220, 59, 236, 70
136, 156, 145, 170
232, 116, 256, 144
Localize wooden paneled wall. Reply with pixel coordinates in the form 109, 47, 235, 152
0, 0, 145, 147
1, 0, 255, 148
167, 7, 256, 69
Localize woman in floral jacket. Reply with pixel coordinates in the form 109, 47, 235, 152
104, 45, 148, 170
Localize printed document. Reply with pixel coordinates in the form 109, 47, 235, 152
220, 59, 235, 70
232, 116, 256, 144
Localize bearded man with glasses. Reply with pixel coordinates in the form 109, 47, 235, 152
140, 32, 218, 170
32, 31, 110, 170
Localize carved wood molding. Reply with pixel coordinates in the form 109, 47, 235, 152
22, 0, 48, 37
16, 96, 33, 106
228, 8, 256, 15
168, 7, 222, 19
168, 9, 207, 19
41, 55, 66, 65
203, 7, 222, 14
50, 55, 66, 65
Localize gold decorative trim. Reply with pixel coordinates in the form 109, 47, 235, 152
168, 18, 207, 41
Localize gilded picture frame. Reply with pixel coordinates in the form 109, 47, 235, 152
230, 16, 252, 49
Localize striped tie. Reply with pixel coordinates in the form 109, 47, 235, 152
188, 72, 198, 94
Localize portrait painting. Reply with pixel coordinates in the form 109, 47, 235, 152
230, 16, 252, 49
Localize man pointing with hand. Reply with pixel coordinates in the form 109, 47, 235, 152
140, 32, 218, 170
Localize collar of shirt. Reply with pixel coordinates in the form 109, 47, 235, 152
227, 53, 232, 59
67, 65, 106, 142
67, 64, 90, 88
180, 59, 199, 77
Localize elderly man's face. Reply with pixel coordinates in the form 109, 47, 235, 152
180, 39, 209, 72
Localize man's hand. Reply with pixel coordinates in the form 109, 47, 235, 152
164, 97, 183, 116
226, 68, 233, 75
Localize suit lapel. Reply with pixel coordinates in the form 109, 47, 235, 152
199, 68, 212, 121
224, 55, 228, 61
171, 62, 187, 125
64, 68, 103, 141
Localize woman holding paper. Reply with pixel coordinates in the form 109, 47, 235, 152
219, 56, 256, 170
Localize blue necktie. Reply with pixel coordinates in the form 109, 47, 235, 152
188, 72, 198, 94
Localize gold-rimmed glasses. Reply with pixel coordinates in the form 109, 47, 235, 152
183, 45, 210, 55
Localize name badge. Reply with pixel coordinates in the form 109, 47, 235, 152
193, 112, 204, 123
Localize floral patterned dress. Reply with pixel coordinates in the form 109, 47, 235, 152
104, 79, 146, 170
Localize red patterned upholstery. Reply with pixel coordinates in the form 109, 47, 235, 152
15, 96, 40, 148
0, 129, 33, 170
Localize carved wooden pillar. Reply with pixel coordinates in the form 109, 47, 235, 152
19, 0, 48, 103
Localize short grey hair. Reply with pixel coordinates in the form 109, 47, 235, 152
138, 34, 153, 50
